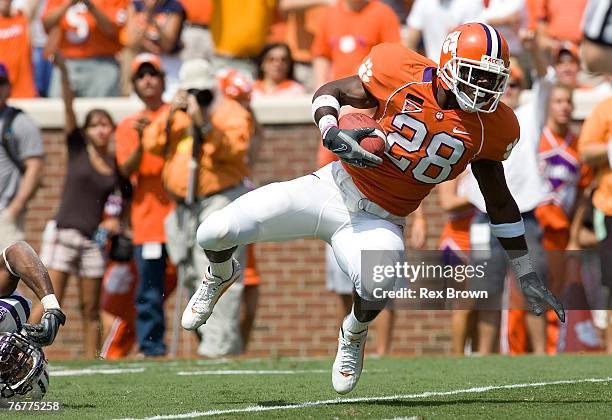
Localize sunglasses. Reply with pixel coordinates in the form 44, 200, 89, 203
507, 81, 521, 89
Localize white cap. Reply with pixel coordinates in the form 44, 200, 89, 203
179, 58, 216, 91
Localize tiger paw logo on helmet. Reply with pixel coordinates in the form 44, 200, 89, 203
442, 31, 461, 56
438, 23, 510, 114
358, 58, 373, 83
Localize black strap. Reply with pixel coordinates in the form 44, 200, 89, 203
1, 107, 25, 174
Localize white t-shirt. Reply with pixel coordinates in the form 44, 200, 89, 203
406, 0, 484, 62
465, 68, 557, 214
477, 0, 526, 55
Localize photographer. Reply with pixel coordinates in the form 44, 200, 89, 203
142, 58, 254, 357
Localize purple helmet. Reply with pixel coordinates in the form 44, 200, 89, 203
0, 332, 48, 400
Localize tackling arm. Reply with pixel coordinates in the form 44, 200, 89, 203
312, 76, 382, 168
2, 242, 66, 346
471, 159, 565, 322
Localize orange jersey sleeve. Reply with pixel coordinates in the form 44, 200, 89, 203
578, 97, 612, 215
474, 103, 520, 162
359, 42, 435, 105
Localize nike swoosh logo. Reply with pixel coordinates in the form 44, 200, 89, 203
332, 144, 348, 153
452, 127, 469, 135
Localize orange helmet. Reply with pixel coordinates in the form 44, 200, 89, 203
438, 23, 510, 113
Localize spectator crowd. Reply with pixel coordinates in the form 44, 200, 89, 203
0, 0, 610, 358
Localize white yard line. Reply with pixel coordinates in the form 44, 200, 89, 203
51, 368, 145, 377
176, 369, 330, 376
116, 377, 612, 419
175, 369, 384, 376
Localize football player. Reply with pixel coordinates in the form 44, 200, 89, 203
183, 23, 565, 394
0, 241, 66, 400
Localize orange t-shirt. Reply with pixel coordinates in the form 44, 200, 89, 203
311, 1, 401, 79
348, 43, 519, 217
0, 13, 36, 98
578, 97, 612, 216
115, 105, 174, 245
180, 0, 211, 25
44, 0, 127, 58
142, 98, 253, 199
535, 0, 588, 44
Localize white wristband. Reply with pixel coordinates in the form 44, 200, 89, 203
2, 246, 18, 277
509, 254, 534, 278
490, 219, 525, 238
312, 94, 340, 122
318, 114, 338, 137
41, 294, 61, 311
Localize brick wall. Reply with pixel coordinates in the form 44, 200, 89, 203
22, 124, 451, 360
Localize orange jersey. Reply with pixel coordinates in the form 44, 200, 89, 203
0, 13, 36, 98
535, 0, 588, 44
115, 105, 174, 245
44, 0, 127, 58
347, 43, 520, 217
578, 97, 612, 216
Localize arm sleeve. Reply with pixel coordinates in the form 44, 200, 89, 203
578, 100, 609, 151
475, 106, 521, 161
13, 114, 44, 160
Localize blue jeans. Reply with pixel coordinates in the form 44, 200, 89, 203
134, 244, 168, 356
32, 47, 52, 97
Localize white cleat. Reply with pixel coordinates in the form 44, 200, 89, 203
181, 259, 241, 330
332, 326, 367, 394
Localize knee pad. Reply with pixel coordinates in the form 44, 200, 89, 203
196, 210, 233, 251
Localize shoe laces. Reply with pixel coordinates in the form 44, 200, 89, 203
193, 277, 223, 311
338, 334, 363, 375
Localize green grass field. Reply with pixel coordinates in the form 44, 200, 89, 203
14, 355, 612, 419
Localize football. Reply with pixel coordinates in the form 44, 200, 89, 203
338, 113, 386, 156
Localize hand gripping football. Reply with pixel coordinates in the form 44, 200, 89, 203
338, 113, 386, 156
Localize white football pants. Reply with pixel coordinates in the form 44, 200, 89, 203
196, 162, 406, 300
